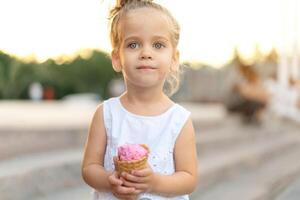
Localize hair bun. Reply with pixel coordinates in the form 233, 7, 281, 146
110, 0, 154, 19
118, 0, 153, 7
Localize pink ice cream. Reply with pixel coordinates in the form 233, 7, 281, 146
118, 144, 148, 161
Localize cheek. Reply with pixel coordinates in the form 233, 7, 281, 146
122, 52, 136, 64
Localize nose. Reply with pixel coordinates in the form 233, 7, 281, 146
139, 45, 152, 60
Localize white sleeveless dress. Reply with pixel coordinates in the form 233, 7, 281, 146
92, 97, 191, 200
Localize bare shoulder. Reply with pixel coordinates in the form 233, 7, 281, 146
89, 103, 106, 139
87, 103, 105, 130
93, 103, 104, 122
174, 117, 198, 174
176, 117, 195, 145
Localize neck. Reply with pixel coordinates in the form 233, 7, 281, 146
123, 86, 166, 105
119, 85, 173, 116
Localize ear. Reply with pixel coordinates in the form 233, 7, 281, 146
111, 50, 122, 72
171, 50, 180, 72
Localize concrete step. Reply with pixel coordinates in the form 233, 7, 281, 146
196, 124, 283, 156
33, 185, 91, 200
181, 103, 228, 130
27, 133, 300, 200
198, 132, 300, 188
0, 100, 94, 160
0, 101, 97, 130
0, 149, 83, 200
191, 144, 300, 200
0, 129, 86, 160
275, 174, 300, 200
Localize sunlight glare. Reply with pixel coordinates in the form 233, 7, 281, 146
0, 0, 299, 66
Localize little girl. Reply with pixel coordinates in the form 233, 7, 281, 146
82, 0, 198, 199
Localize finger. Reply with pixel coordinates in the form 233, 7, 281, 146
108, 172, 123, 185
116, 185, 136, 194
109, 178, 123, 186
121, 172, 145, 183
120, 177, 148, 191
131, 167, 152, 177
121, 177, 138, 187
124, 181, 148, 191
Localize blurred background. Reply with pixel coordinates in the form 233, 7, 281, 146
1, 0, 300, 199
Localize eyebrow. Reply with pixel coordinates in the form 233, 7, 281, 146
124, 35, 169, 43
153, 36, 169, 42
124, 36, 139, 43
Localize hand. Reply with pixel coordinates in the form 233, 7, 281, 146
120, 164, 156, 194
108, 171, 139, 200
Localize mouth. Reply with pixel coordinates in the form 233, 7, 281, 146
136, 66, 156, 70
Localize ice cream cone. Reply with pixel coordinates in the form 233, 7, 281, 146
114, 144, 149, 174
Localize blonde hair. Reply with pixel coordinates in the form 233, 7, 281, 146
109, 0, 182, 96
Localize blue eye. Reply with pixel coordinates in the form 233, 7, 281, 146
128, 42, 139, 49
153, 43, 164, 49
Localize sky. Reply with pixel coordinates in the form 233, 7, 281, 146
0, 0, 299, 67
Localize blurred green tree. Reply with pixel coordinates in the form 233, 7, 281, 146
0, 50, 117, 100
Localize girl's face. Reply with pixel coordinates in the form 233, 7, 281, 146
112, 7, 179, 91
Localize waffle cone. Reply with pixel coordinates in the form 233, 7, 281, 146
114, 144, 149, 174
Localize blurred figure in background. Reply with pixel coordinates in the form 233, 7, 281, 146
225, 61, 300, 124
43, 86, 55, 100
225, 64, 268, 124
28, 82, 43, 101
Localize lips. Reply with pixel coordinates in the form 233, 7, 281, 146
136, 66, 156, 70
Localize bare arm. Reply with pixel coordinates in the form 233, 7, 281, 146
81, 104, 112, 190
121, 117, 198, 196
81, 105, 137, 199
152, 117, 198, 195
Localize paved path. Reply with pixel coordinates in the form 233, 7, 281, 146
0, 100, 227, 130
0, 100, 97, 130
